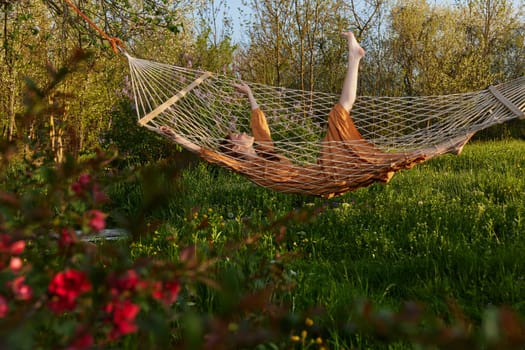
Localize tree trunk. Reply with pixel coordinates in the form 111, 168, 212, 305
3, 3, 16, 141
7, 75, 16, 140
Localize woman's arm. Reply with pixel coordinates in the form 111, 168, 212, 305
159, 126, 201, 153
233, 82, 275, 152
233, 82, 259, 111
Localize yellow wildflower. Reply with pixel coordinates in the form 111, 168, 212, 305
290, 335, 300, 342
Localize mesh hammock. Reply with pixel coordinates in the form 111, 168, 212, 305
125, 53, 525, 198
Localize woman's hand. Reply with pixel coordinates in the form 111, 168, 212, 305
233, 82, 259, 111
233, 82, 252, 96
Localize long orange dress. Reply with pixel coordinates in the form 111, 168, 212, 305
200, 104, 469, 198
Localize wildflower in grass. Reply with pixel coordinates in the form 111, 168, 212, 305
9, 276, 32, 300
152, 280, 181, 306
290, 335, 300, 342
0, 294, 7, 317
48, 269, 91, 314
84, 210, 106, 232
105, 299, 140, 340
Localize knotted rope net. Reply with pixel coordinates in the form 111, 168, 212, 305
126, 53, 524, 197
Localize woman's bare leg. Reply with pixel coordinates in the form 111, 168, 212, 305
339, 32, 365, 112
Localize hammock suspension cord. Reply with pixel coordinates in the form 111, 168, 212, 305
63, 0, 124, 54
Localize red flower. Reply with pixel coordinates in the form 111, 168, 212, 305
9, 240, 25, 255
108, 269, 146, 297
71, 182, 82, 195
78, 174, 92, 186
59, 228, 77, 249
152, 280, 181, 306
0, 234, 10, 252
0, 294, 7, 317
48, 269, 91, 314
9, 276, 32, 301
105, 299, 140, 340
66, 327, 94, 350
72, 174, 92, 195
92, 184, 109, 204
0, 236, 25, 255
85, 210, 106, 232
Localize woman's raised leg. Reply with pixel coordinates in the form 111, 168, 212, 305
339, 32, 365, 112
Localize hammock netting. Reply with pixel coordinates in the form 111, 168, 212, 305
126, 53, 525, 197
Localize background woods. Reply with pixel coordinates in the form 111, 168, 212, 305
1, 0, 523, 163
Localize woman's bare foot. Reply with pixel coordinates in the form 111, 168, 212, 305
342, 32, 365, 59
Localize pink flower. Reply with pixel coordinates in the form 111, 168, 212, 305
105, 300, 140, 339
48, 269, 91, 314
9, 256, 23, 272
0, 295, 7, 318
9, 276, 32, 301
152, 280, 181, 306
85, 210, 106, 232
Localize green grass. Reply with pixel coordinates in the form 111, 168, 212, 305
108, 139, 525, 348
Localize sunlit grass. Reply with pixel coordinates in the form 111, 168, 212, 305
109, 139, 525, 348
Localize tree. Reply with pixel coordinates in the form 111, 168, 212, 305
238, 0, 382, 92
0, 1, 37, 141
388, 0, 524, 96
191, 0, 238, 73
458, 0, 524, 81
0, 0, 193, 162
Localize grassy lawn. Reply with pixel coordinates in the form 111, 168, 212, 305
107, 139, 525, 348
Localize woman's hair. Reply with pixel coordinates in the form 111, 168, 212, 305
219, 137, 242, 159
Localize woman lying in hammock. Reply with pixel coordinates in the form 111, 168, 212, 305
161, 32, 472, 198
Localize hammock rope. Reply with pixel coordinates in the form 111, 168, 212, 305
126, 54, 524, 197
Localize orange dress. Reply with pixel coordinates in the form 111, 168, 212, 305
200, 104, 465, 198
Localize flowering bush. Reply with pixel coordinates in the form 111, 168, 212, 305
0, 54, 207, 349
0, 154, 190, 348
